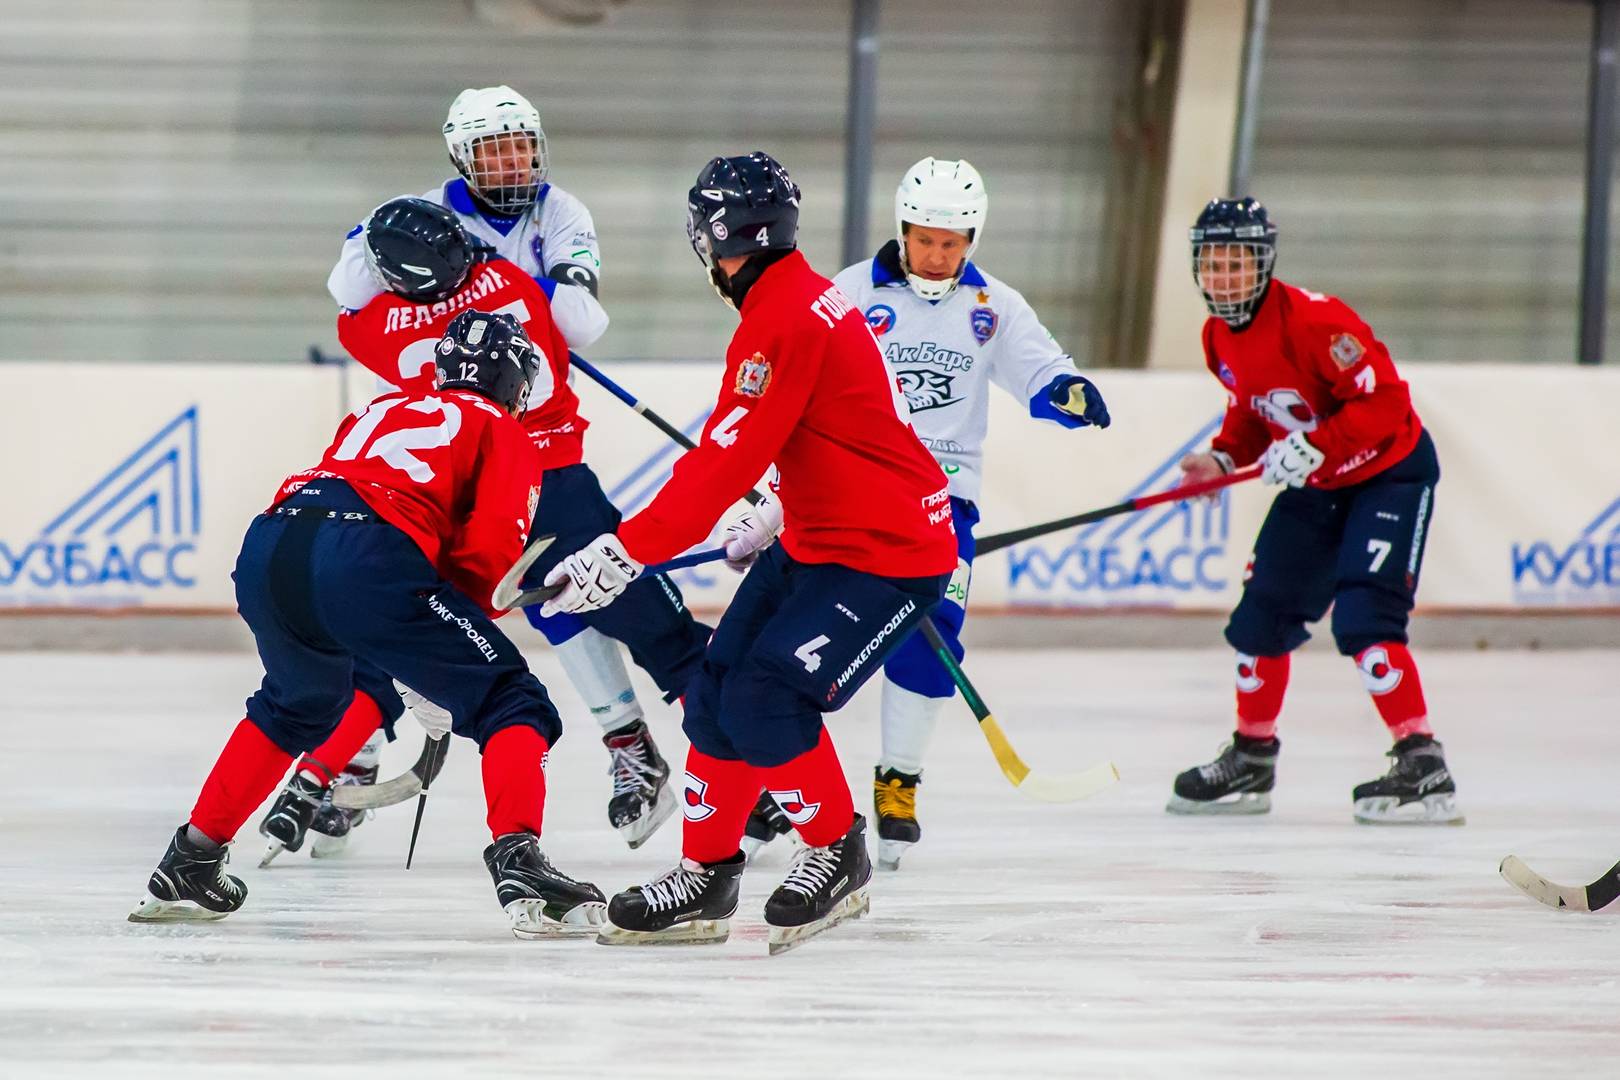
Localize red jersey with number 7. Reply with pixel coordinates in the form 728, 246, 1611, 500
336, 258, 585, 471
269, 389, 542, 616
616, 250, 957, 579
1202, 280, 1423, 489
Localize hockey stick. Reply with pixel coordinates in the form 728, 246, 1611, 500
568, 354, 1113, 801
974, 465, 1263, 556
405, 735, 448, 869
1499, 854, 1620, 912
497, 546, 729, 612
331, 731, 452, 811
918, 619, 1119, 803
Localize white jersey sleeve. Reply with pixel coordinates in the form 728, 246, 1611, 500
983, 283, 1080, 416
533, 187, 608, 349
327, 210, 393, 311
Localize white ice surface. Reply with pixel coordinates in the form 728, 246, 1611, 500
3, 647, 1619, 1079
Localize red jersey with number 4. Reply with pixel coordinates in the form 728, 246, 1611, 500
336, 258, 585, 470
617, 251, 957, 579
269, 389, 542, 616
1203, 280, 1422, 489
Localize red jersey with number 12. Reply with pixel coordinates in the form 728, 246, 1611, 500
337, 258, 585, 470
1203, 280, 1423, 489
617, 251, 957, 579
269, 389, 542, 616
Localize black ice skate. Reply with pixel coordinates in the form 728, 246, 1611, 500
873, 766, 922, 871
257, 773, 327, 867
603, 720, 676, 849
484, 832, 607, 939
764, 813, 872, 956
308, 761, 379, 859
739, 789, 794, 862
128, 826, 247, 923
1166, 733, 1279, 815
597, 854, 745, 946
1352, 734, 1465, 825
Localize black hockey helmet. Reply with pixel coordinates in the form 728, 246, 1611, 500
434, 310, 541, 414
364, 197, 476, 303
1190, 197, 1278, 328
687, 152, 800, 266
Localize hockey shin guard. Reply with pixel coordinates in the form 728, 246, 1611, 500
1355, 642, 1432, 741
758, 727, 856, 849
681, 748, 760, 864
189, 718, 296, 845
295, 691, 384, 786
482, 725, 551, 840
1235, 653, 1290, 740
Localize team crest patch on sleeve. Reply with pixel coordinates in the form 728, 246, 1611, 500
735, 352, 773, 397
969, 305, 998, 345
1330, 332, 1365, 369
1216, 360, 1237, 388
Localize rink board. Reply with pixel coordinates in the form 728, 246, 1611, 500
4, 361, 1618, 612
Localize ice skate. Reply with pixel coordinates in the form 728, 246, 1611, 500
597, 854, 745, 946
764, 814, 872, 956
873, 766, 922, 870
603, 720, 676, 849
308, 760, 378, 859
1352, 734, 1465, 825
257, 773, 327, 867
484, 832, 607, 939
739, 789, 794, 862
1166, 733, 1278, 815
129, 826, 247, 923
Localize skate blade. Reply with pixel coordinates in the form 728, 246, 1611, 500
308, 832, 353, 859
128, 892, 232, 924
1353, 793, 1466, 826
1166, 792, 1271, 816
508, 899, 608, 940
596, 917, 731, 946
258, 841, 287, 869
620, 785, 679, 851
877, 838, 915, 872
766, 886, 870, 957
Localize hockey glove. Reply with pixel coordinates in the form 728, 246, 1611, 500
1259, 431, 1325, 488
1049, 375, 1112, 428
394, 680, 452, 741
721, 494, 784, 574
540, 532, 642, 617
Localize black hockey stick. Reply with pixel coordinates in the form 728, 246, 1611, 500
571, 353, 1115, 800
331, 730, 452, 811
405, 735, 449, 869
1499, 855, 1620, 912
973, 465, 1263, 556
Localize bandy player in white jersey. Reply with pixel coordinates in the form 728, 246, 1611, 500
741, 158, 1113, 870
320, 86, 694, 852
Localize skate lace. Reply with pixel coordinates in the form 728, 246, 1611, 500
1196, 741, 1241, 784
606, 736, 653, 799
638, 863, 708, 912
205, 845, 244, 901
873, 778, 917, 822
779, 845, 841, 899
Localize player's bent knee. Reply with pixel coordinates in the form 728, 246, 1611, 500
1330, 585, 1410, 657
464, 672, 563, 749
523, 602, 588, 646
883, 634, 959, 699
1225, 593, 1310, 657
716, 673, 822, 768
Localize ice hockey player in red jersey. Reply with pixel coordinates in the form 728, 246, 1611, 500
1167, 197, 1462, 825
130, 311, 608, 937
542, 152, 958, 953
276, 197, 709, 856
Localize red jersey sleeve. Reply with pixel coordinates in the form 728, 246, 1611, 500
1203, 322, 1272, 466
439, 400, 544, 616
616, 326, 821, 566
1296, 301, 1413, 470
337, 297, 439, 395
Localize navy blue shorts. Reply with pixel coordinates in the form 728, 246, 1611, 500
235, 480, 560, 755
682, 543, 947, 768
1226, 429, 1440, 658
883, 497, 976, 698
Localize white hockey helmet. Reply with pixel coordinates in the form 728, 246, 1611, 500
442, 86, 549, 215
894, 157, 988, 301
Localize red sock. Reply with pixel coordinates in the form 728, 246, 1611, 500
681, 747, 759, 864
296, 692, 384, 785
189, 719, 295, 845
1355, 642, 1432, 740
757, 727, 855, 849
482, 725, 550, 840
1234, 652, 1289, 740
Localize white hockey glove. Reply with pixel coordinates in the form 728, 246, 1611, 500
540, 532, 642, 617
394, 679, 451, 741
1259, 431, 1325, 488
721, 495, 784, 574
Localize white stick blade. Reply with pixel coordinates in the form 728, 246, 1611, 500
1016, 761, 1120, 804
1499, 855, 1589, 912
492, 535, 556, 611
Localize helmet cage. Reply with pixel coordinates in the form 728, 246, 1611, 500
1191, 223, 1277, 327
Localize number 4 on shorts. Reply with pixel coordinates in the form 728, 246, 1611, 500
795, 634, 831, 673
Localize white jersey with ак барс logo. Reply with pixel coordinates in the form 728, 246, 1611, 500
327, 178, 608, 349
832, 241, 1082, 503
